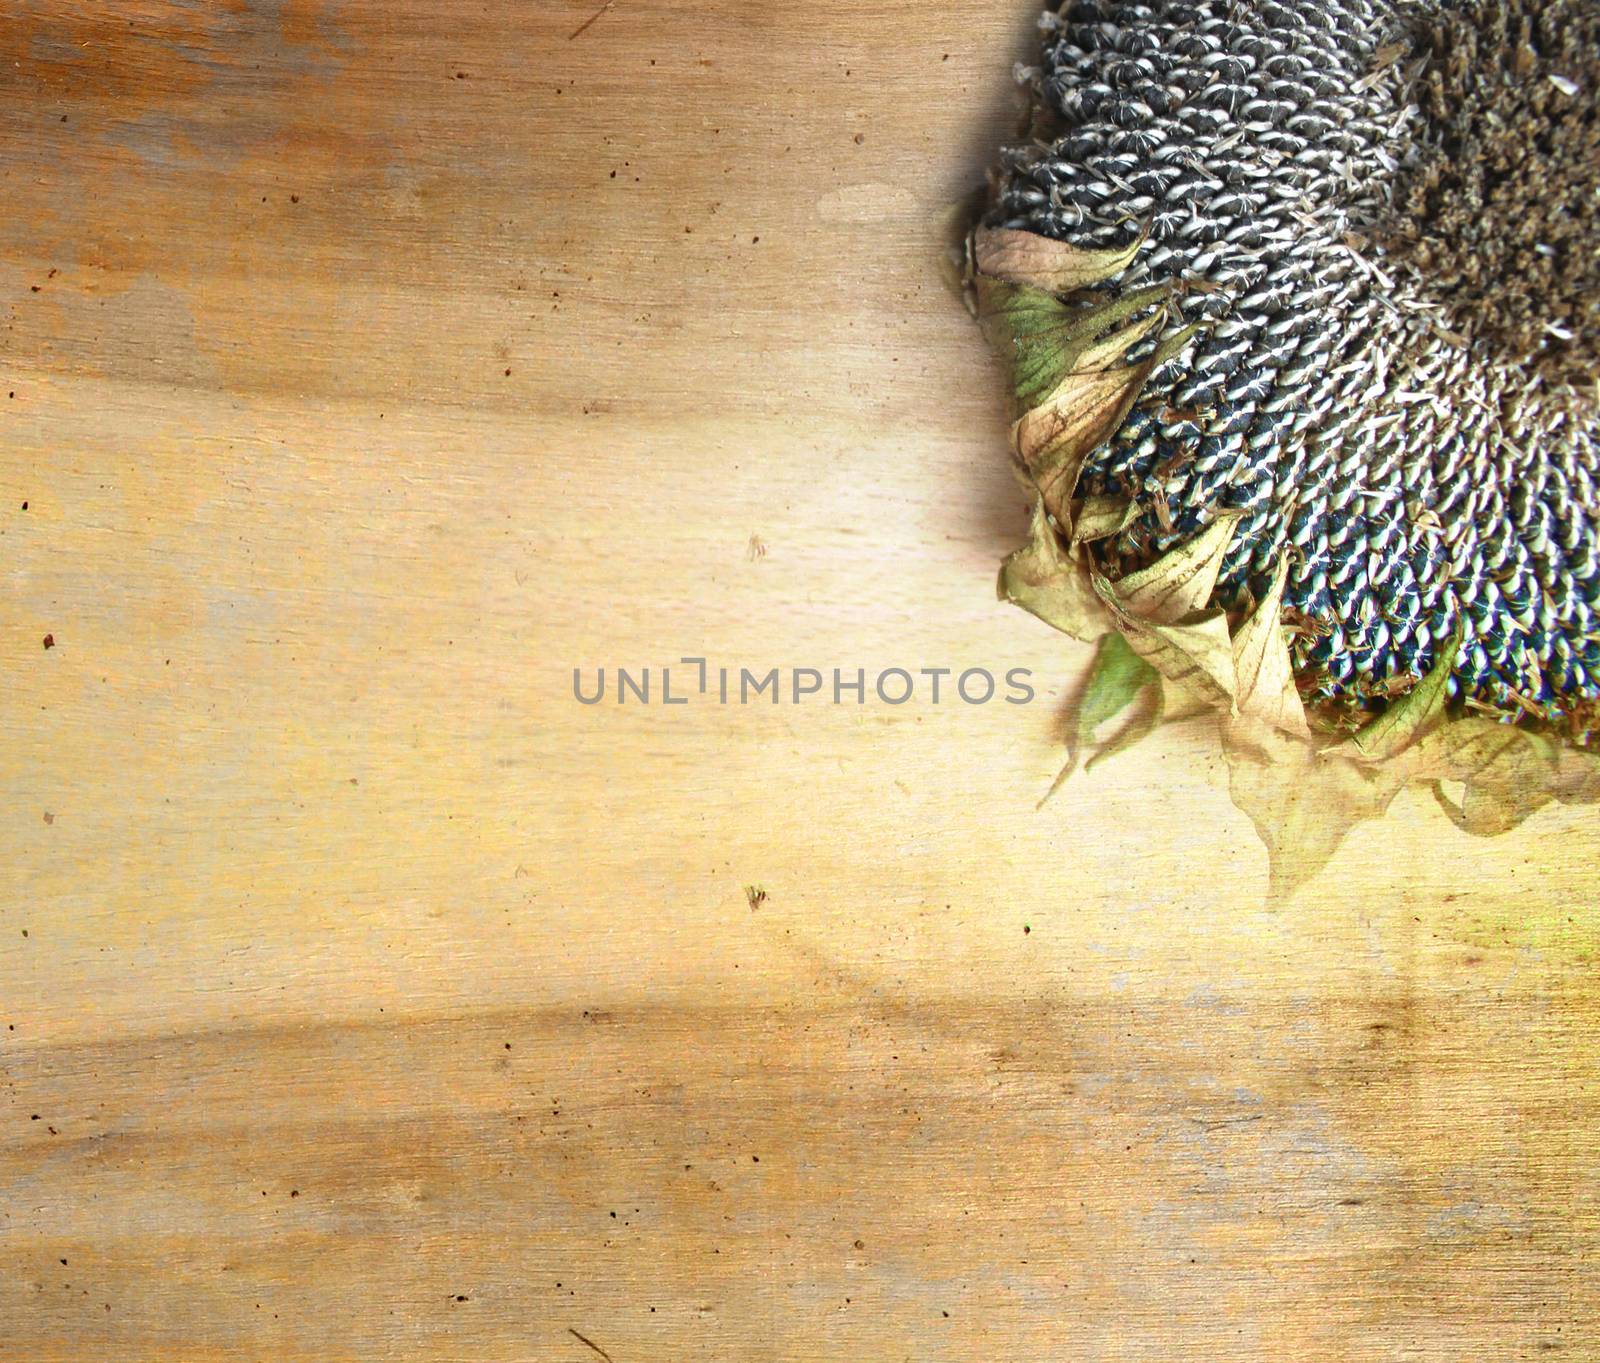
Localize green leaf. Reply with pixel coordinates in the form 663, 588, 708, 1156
1040, 632, 1161, 806
1086, 676, 1166, 774
975, 279, 1075, 409
978, 279, 1171, 412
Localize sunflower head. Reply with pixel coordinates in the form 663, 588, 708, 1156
985, 0, 1600, 725
970, 0, 1600, 889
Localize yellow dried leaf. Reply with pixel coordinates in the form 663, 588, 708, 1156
998, 500, 1110, 643
1222, 717, 1409, 902
1072, 493, 1138, 544
1093, 576, 1238, 708
1422, 723, 1560, 835
1345, 619, 1464, 761
1011, 364, 1151, 526
1555, 746, 1600, 805
1403, 716, 1600, 837
1230, 556, 1310, 736
1110, 510, 1245, 624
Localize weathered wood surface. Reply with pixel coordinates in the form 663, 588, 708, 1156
1, 2, 1595, 1358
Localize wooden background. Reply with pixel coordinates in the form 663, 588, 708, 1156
1, 2, 1595, 1358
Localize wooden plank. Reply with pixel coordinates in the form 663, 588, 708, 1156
1, 2, 1596, 1357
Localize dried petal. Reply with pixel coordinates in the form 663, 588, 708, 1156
1222, 718, 1409, 902
1417, 719, 1561, 836
1011, 364, 1153, 526
1094, 578, 1238, 707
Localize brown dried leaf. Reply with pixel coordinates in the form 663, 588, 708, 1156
939, 185, 990, 305
972, 223, 1146, 293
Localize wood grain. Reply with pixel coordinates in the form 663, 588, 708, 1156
1, 1, 1595, 1358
